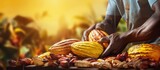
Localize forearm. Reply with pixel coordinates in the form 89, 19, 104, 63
121, 13, 160, 43
100, 15, 121, 34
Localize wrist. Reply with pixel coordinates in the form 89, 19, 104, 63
96, 22, 116, 34
95, 22, 107, 31
119, 32, 131, 44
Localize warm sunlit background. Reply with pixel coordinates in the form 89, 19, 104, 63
0, 0, 127, 68
0, 0, 112, 67
0, 0, 107, 35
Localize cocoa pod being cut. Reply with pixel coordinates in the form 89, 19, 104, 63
88, 29, 109, 48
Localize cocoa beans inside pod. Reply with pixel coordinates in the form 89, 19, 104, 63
49, 39, 80, 55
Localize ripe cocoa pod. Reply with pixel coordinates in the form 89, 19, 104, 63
128, 44, 160, 61
38, 52, 52, 60
71, 41, 103, 58
88, 29, 109, 48
49, 39, 80, 55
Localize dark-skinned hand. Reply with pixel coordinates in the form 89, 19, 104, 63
82, 23, 109, 41
99, 33, 129, 58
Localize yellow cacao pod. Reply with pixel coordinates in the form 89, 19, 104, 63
128, 44, 160, 61
88, 29, 109, 48
38, 52, 51, 60
49, 39, 80, 55
71, 41, 103, 58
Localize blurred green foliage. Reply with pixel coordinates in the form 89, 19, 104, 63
117, 19, 127, 33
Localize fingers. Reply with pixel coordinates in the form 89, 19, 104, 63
88, 24, 96, 30
99, 43, 112, 58
82, 30, 89, 41
100, 33, 128, 58
95, 23, 106, 30
81, 36, 86, 41
82, 24, 96, 41
98, 36, 110, 43
99, 35, 112, 58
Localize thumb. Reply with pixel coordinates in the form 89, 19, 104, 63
99, 43, 112, 58
98, 36, 110, 44
95, 23, 105, 30
82, 24, 96, 41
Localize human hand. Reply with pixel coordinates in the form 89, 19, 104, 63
82, 22, 109, 41
99, 33, 129, 58
82, 24, 96, 41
